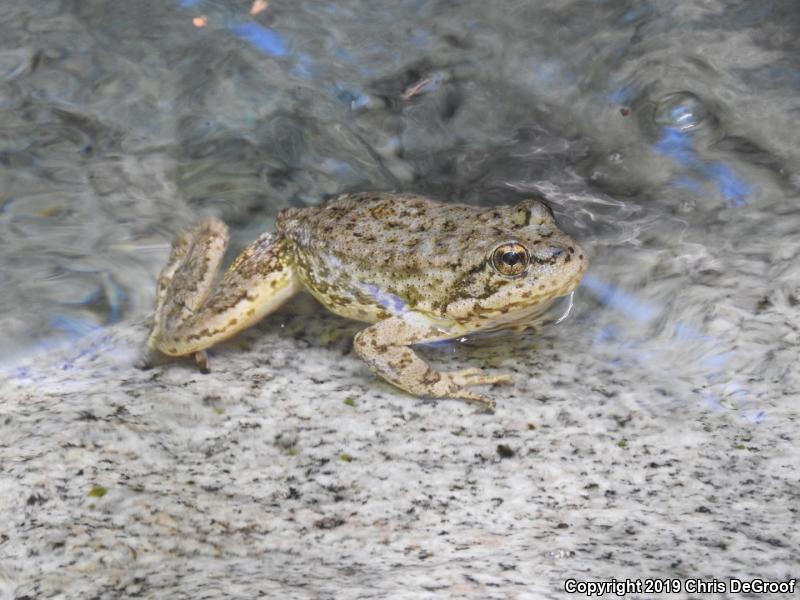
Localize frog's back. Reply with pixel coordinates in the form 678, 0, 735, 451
277, 192, 489, 271
276, 192, 493, 323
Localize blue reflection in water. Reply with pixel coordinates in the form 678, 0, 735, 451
622, 9, 639, 22
583, 272, 764, 423
104, 273, 126, 324
331, 83, 370, 109
50, 314, 101, 338
608, 85, 634, 104
671, 176, 705, 194
655, 126, 695, 167
291, 52, 315, 79
656, 126, 752, 207
705, 162, 750, 207
228, 22, 287, 57
8, 328, 124, 386
582, 273, 660, 323
42, 270, 127, 349
527, 59, 576, 90
177, 1, 288, 58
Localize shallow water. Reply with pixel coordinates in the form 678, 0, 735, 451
2, 0, 799, 413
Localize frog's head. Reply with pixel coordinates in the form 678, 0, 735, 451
445, 199, 588, 330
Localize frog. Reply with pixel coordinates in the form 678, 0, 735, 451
141, 192, 588, 410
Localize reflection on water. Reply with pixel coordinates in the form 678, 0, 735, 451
1, 0, 799, 417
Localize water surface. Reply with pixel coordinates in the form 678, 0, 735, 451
2, 1, 798, 423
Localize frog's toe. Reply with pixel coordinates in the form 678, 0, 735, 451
135, 347, 159, 371
447, 386, 497, 411
451, 368, 513, 386
135, 355, 153, 371
450, 367, 481, 379
436, 369, 514, 411
194, 350, 210, 374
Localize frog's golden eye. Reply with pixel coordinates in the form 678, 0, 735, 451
490, 242, 529, 277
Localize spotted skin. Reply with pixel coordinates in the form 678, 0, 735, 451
144, 193, 588, 409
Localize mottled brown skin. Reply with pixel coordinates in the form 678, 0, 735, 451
143, 192, 588, 409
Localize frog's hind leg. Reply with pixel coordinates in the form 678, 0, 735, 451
144, 218, 301, 370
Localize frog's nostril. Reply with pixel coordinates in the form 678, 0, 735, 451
550, 248, 564, 258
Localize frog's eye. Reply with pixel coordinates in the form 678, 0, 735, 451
490, 242, 530, 277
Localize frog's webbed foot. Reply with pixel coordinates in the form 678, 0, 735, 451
353, 316, 513, 410
428, 368, 513, 411
144, 218, 301, 367
450, 368, 513, 385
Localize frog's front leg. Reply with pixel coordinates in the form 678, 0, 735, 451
144, 218, 302, 370
353, 315, 512, 411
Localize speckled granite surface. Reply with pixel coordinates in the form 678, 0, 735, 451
1, 294, 797, 599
